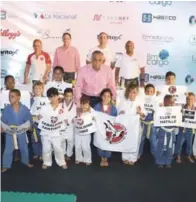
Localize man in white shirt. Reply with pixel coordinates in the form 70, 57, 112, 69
115, 41, 145, 87
86, 32, 116, 68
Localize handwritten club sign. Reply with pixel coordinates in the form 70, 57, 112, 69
0, 90, 30, 109
144, 96, 158, 114
182, 109, 196, 129
154, 106, 182, 127
157, 85, 187, 104
75, 114, 96, 135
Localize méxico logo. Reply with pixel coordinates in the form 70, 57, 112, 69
104, 120, 127, 144
147, 49, 169, 67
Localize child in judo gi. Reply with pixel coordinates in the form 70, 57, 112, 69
30, 81, 49, 160
94, 88, 117, 167
1, 89, 33, 172
175, 92, 195, 163
139, 84, 158, 159
74, 96, 96, 165
118, 83, 147, 165
155, 95, 179, 168
39, 87, 67, 169
62, 88, 76, 160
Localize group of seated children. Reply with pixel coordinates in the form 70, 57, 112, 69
1, 70, 195, 172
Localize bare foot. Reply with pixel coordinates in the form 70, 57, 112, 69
123, 160, 129, 165
104, 160, 109, 167
27, 164, 34, 168
61, 164, 68, 169
128, 161, 135, 166
176, 156, 182, 164
187, 156, 195, 163
1, 168, 9, 173
33, 155, 39, 159
75, 161, 80, 164
42, 164, 48, 169
100, 161, 104, 167
85, 163, 91, 166
165, 165, 172, 168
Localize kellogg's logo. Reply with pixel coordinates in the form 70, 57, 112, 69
0, 29, 20, 39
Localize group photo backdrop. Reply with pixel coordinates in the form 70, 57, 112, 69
1, 1, 196, 92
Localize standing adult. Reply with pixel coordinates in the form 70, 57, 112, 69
53, 32, 80, 83
115, 41, 145, 87
75, 51, 116, 108
86, 32, 116, 68
24, 39, 51, 84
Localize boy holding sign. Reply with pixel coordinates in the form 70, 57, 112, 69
175, 93, 195, 163
1, 89, 33, 172
139, 84, 158, 159
155, 95, 179, 168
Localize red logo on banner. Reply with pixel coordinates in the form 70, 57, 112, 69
0, 29, 20, 39
93, 14, 102, 21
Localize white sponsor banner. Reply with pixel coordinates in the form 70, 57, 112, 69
144, 95, 158, 114
74, 114, 96, 135
0, 90, 30, 109
181, 109, 196, 129
154, 106, 182, 127
93, 111, 140, 152
30, 97, 50, 116
157, 85, 187, 104
38, 114, 67, 133
1, 121, 30, 134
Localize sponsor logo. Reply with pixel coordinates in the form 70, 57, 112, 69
104, 120, 127, 144
37, 29, 70, 40
143, 73, 165, 82
142, 34, 174, 43
1, 69, 7, 78
93, 14, 129, 24
1, 49, 19, 56
1, 10, 6, 20
142, 13, 176, 23
189, 35, 196, 45
97, 34, 122, 41
189, 16, 196, 25
168, 86, 177, 94
192, 54, 196, 63
185, 75, 195, 85
147, 49, 169, 67
149, 1, 172, 7
0, 29, 21, 39
110, 1, 125, 3
76, 118, 84, 126
0, 9, 18, 20
33, 12, 77, 20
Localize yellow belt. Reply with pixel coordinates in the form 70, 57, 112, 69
32, 116, 38, 142
141, 120, 153, 139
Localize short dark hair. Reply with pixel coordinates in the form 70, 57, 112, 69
100, 88, 113, 99
164, 94, 173, 103
4, 75, 15, 84
92, 50, 104, 58
53, 66, 64, 74
64, 88, 73, 95
165, 71, 176, 79
62, 32, 71, 39
47, 87, 59, 98
10, 89, 21, 97
80, 95, 90, 105
187, 92, 195, 97
124, 83, 138, 99
145, 84, 155, 92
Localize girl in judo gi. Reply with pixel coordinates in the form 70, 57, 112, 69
62, 88, 76, 160
118, 84, 147, 165
39, 87, 67, 169
1, 89, 33, 172
155, 95, 179, 168
74, 96, 96, 165
94, 88, 117, 167
139, 84, 158, 159
175, 92, 195, 163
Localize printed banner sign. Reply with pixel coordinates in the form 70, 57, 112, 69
182, 109, 196, 129
154, 106, 182, 127
38, 114, 67, 133
94, 112, 140, 152
144, 96, 158, 114
0, 90, 30, 109
157, 85, 187, 104
74, 114, 96, 135
1, 121, 30, 134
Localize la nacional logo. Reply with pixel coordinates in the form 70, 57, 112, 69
147, 49, 169, 67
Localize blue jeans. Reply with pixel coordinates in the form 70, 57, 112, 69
2, 133, 29, 168
98, 149, 112, 158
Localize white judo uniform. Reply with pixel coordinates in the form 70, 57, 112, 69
74, 111, 96, 163
118, 97, 147, 163
39, 104, 67, 167
61, 101, 76, 157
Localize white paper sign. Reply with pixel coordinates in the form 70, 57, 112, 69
154, 106, 182, 127
1, 121, 30, 134
181, 109, 196, 129
157, 85, 187, 104
144, 96, 158, 114
0, 90, 31, 109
